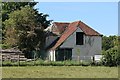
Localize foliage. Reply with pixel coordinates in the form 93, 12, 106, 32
2, 2, 37, 43
2, 59, 95, 66
2, 2, 52, 54
102, 35, 118, 51
102, 46, 118, 66
4, 6, 37, 47
0, 44, 11, 49
3, 3, 52, 59
118, 36, 120, 65
2, 2, 37, 22
102, 35, 120, 66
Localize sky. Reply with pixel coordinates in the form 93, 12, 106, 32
34, 2, 118, 36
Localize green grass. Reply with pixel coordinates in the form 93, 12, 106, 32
2, 66, 118, 78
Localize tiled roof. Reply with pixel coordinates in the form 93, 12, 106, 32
79, 21, 101, 36
53, 22, 70, 34
50, 21, 102, 50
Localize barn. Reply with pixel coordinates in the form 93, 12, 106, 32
44, 21, 102, 61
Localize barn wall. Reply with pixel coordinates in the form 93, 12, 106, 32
59, 28, 84, 48
45, 36, 58, 48
59, 27, 102, 61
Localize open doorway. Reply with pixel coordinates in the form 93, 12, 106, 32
55, 48, 72, 61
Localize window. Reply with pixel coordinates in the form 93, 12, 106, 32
76, 32, 84, 45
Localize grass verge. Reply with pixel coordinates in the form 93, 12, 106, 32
2, 66, 118, 78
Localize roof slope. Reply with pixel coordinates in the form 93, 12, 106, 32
50, 21, 79, 50
79, 21, 101, 36
50, 21, 102, 50
53, 22, 70, 34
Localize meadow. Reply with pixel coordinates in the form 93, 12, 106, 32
2, 66, 118, 78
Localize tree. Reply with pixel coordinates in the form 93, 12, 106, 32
101, 35, 120, 66
2, 2, 37, 44
102, 35, 117, 51
2, 2, 37, 22
2, 2, 51, 29
117, 36, 120, 65
4, 6, 51, 58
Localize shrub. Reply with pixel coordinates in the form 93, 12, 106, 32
1, 44, 11, 49
102, 46, 118, 66
2, 61, 18, 66
2, 59, 96, 66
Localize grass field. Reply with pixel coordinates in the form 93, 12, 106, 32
2, 66, 118, 78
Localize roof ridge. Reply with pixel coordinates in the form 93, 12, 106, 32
54, 22, 70, 24
53, 20, 81, 24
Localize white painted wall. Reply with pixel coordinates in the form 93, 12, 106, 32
48, 50, 56, 61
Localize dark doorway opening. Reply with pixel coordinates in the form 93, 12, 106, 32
55, 48, 72, 61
